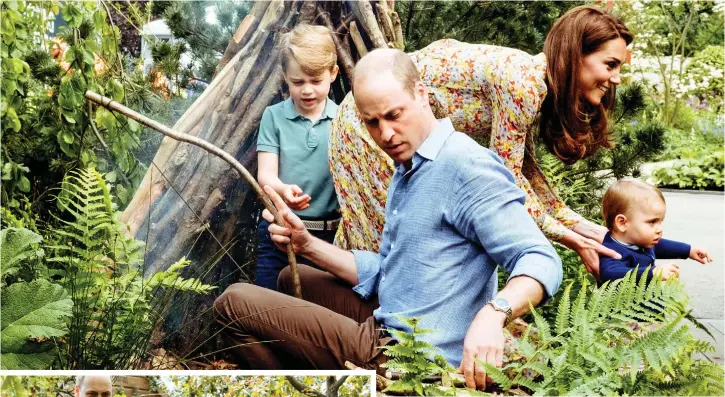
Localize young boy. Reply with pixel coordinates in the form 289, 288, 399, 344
255, 25, 340, 290
599, 178, 712, 284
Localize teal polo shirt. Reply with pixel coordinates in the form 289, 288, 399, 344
257, 97, 340, 219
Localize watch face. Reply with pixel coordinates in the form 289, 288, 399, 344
491, 298, 511, 311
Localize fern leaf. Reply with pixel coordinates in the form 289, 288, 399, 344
477, 360, 512, 391
555, 282, 573, 335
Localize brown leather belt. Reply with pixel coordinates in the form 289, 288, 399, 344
301, 218, 341, 231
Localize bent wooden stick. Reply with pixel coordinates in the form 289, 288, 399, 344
85, 90, 303, 299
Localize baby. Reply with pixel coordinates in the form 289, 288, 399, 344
599, 178, 711, 284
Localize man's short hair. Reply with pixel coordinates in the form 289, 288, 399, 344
352, 48, 420, 98
280, 24, 337, 76
602, 178, 665, 229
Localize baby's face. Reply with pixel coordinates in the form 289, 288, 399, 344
623, 198, 666, 248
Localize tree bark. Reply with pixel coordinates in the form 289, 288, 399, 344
119, 0, 392, 361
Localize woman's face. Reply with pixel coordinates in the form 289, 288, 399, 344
578, 37, 628, 106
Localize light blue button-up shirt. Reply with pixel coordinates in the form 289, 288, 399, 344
352, 118, 562, 367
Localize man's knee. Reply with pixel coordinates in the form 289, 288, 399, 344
214, 283, 256, 324
277, 266, 292, 292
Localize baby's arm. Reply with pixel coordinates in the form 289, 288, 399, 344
688, 246, 713, 264
599, 254, 653, 284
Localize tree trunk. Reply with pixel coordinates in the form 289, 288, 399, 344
120, 0, 394, 361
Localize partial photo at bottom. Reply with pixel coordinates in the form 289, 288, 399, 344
0, 373, 375, 397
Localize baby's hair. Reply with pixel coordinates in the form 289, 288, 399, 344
602, 178, 665, 229
280, 24, 337, 76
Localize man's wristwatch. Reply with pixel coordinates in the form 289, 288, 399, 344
486, 297, 512, 326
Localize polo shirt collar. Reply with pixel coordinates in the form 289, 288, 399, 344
283, 97, 336, 120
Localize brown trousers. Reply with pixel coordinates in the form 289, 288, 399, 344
214, 264, 391, 369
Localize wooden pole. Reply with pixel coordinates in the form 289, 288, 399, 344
85, 90, 303, 299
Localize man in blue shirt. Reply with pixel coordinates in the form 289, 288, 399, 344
214, 49, 562, 391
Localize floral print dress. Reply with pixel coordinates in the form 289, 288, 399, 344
329, 39, 584, 252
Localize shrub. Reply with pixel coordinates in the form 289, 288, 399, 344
652, 151, 724, 190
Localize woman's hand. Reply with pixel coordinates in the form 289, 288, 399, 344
559, 229, 621, 280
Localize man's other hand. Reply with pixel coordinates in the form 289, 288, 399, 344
458, 307, 506, 390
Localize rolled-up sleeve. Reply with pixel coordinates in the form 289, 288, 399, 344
451, 151, 562, 302
352, 250, 383, 300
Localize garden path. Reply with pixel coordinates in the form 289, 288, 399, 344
659, 189, 724, 364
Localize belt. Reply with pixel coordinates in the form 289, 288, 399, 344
301, 218, 341, 231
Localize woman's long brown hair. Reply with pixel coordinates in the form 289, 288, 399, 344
539, 5, 633, 164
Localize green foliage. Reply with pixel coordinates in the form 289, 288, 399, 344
396, 1, 580, 53
0, 167, 214, 369
154, 0, 252, 82
380, 316, 455, 396
688, 45, 725, 111
0, 376, 76, 397
653, 151, 724, 190
0, 227, 44, 285
0, 279, 73, 369
483, 272, 725, 396
45, 168, 215, 369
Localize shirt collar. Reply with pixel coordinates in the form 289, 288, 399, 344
416, 118, 455, 161
611, 235, 643, 251
283, 97, 336, 120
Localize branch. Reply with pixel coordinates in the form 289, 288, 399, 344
319, 10, 354, 81
285, 376, 326, 397
330, 375, 350, 393
85, 90, 303, 299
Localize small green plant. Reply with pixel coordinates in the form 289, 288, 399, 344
652, 151, 724, 190
379, 316, 456, 396
479, 271, 725, 396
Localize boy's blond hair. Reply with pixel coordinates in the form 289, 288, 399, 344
280, 24, 337, 76
602, 178, 665, 229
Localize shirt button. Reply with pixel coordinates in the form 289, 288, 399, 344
393, 209, 397, 215
391, 242, 395, 249
382, 275, 386, 282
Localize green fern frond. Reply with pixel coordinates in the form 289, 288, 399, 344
478, 360, 512, 391
555, 282, 572, 335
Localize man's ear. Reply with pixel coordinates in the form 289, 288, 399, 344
74, 385, 80, 397
414, 81, 428, 104
613, 214, 628, 233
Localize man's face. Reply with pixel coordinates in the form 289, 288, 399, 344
75, 376, 113, 397
354, 71, 430, 168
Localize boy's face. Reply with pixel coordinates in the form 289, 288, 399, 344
284, 57, 338, 118
616, 197, 666, 248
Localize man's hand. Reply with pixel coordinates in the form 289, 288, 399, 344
262, 185, 315, 255
689, 247, 712, 264
559, 229, 621, 280
458, 307, 506, 390
654, 263, 680, 280
282, 184, 311, 211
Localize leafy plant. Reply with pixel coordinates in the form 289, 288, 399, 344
379, 316, 455, 396
45, 167, 215, 369
479, 272, 724, 396
652, 151, 724, 190
0, 227, 44, 286
0, 279, 73, 369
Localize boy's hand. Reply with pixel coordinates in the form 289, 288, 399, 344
654, 263, 680, 280
282, 184, 311, 211
262, 185, 314, 255
689, 247, 713, 264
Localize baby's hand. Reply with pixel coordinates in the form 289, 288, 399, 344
654, 263, 680, 280
282, 184, 311, 211
689, 247, 712, 264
